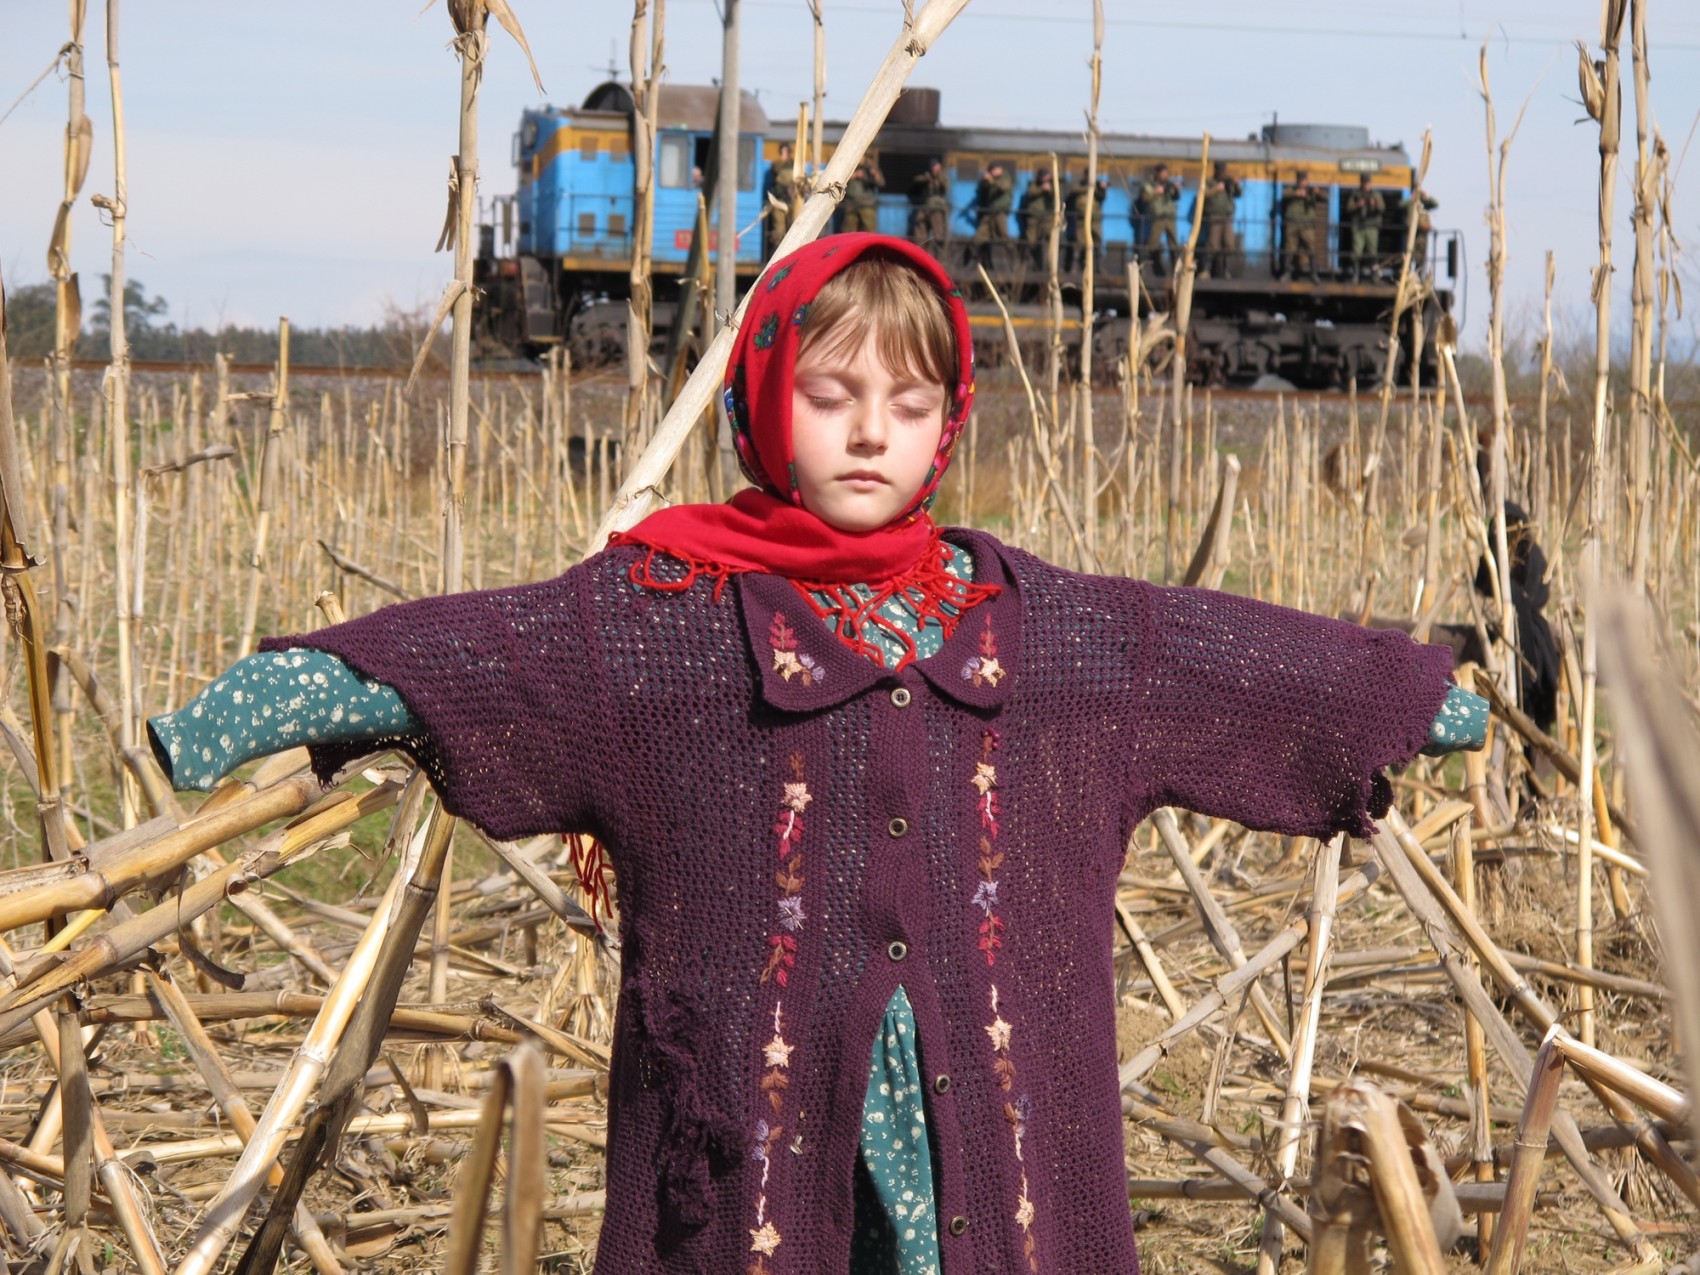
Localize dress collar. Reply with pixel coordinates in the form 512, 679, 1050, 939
736, 528, 1021, 714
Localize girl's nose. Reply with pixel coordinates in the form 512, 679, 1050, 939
849, 401, 888, 450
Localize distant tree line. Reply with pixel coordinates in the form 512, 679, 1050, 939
4, 276, 442, 368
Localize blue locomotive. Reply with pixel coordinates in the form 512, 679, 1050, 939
474, 81, 1461, 388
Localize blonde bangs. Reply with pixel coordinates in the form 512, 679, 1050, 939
795, 253, 957, 389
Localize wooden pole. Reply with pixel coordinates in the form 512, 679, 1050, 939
713, 0, 741, 336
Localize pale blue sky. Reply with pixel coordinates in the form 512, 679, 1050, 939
4, 0, 1699, 350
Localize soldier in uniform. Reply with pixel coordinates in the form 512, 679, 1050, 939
1341, 173, 1384, 282
1279, 170, 1328, 281
1019, 167, 1058, 262
842, 161, 884, 234
765, 143, 799, 258
973, 162, 1015, 263
1137, 162, 1183, 277
1063, 172, 1109, 272
1401, 183, 1440, 275
1200, 162, 1241, 279
909, 158, 951, 250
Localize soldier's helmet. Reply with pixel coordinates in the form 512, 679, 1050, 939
1294, 169, 1309, 184
1358, 172, 1372, 186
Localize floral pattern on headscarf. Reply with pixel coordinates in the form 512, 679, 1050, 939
723, 233, 976, 526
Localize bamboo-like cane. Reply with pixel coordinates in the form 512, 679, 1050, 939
0, 774, 319, 938
1366, 820, 1658, 1259
1353, 1086, 1449, 1275
442, 1043, 547, 1275
1120, 863, 1380, 1090
589, 0, 976, 547
236, 318, 289, 660
48, 0, 91, 815
1363, 130, 1432, 524
808, 0, 825, 176
1076, 0, 1103, 562
0, 272, 77, 880
1258, 836, 1342, 1275
622, 0, 664, 466
147, 970, 344, 1275
0, 937, 167, 1275
228, 804, 454, 1275
175, 869, 405, 1275
1484, 1033, 1565, 1275
1453, 818, 1497, 1258
1153, 808, 1291, 1058
1595, 588, 1700, 1147
1574, 0, 1630, 1058
1627, 0, 1657, 590
1382, 808, 1697, 1204
977, 263, 1097, 571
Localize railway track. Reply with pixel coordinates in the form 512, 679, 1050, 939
52, 358, 1672, 413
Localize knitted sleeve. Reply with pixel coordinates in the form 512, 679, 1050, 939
1132, 583, 1456, 840
259, 567, 605, 842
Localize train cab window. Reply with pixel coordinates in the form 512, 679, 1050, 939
659, 134, 692, 188
956, 157, 980, 182
738, 136, 757, 190
580, 135, 600, 161
607, 212, 628, 238
577, 211, 597, 238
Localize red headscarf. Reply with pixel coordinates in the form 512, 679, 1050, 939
610, 233, 977, 586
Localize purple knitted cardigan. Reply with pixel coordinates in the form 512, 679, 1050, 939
264, 528, 1452, 1275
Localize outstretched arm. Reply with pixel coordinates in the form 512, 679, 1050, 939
1130, 583, 1469, 840
149, 649, 418, 792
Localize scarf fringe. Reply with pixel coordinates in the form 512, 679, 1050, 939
792, 540, 1002, 669
610, 538, 741, 603
565, 833, 616, 934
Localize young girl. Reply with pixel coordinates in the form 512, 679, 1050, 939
150, 233, 1483, 1274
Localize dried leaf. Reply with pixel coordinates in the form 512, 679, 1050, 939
1576, 43, 1606, 122
405, 279, 466, 394
486, 0, 545, 94
434, 157, 459, 254
68, 113, 92, 195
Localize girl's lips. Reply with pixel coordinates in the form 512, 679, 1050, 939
839, 471, 888, 485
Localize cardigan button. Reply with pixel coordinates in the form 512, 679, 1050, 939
933, 1073, 951, 1094
949, 1215, 970, 1237
887, 817, 909, 839
887, 940, 909, 962
890, 686, 912, 708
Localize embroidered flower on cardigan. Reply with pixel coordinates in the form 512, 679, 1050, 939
749, 1221, 782, 1256
750, 767, 808, 1266
972, 741, 1043, 1272
769, 614, 823, 687
972, 729, 1006, 966
961, 616, 1005, 688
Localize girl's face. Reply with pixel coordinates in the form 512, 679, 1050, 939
789, 325, 947, 533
